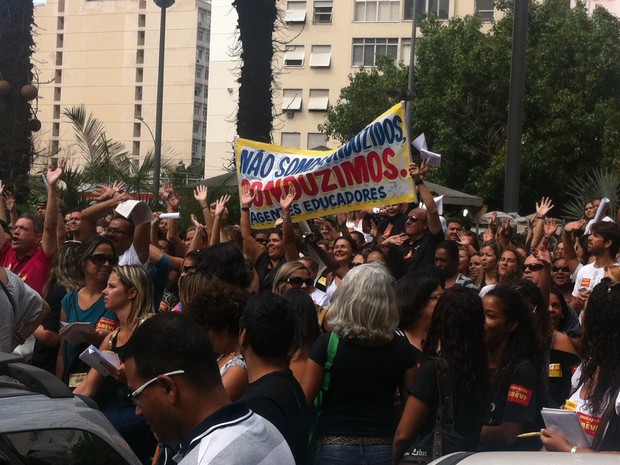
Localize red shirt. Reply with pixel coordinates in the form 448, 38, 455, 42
1, 240, 54, 296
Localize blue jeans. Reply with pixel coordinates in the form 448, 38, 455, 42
314, 444, 392, 465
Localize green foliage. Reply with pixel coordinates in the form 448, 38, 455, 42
320, 55, 408, 143
563, 168, 620, 220
321, 0, 620, 213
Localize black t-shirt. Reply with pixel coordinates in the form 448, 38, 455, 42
242, 369, 309, 465
32, 284, 65, 374
548, 348, 581, 408
309, 332, 418, 437
377, 212, 407, 237
255, 252, 285, 291
387, 230, 445, 279
481, 359, 542, 451
408, 358, 485, 451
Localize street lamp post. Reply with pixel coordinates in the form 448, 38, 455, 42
136, 116, 155, 145
405, 0, 418, 135
153, 0, 175, 200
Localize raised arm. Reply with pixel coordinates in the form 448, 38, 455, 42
410, 160, 442, 235
3, 191, 18, 228
530, 197, 554, 249
562, 220, 585, 273
193, 185, 215, 239
188, 214, 208, 253
80, 182, 127, 239
209, 195, 231, 247
240, 185, 266, 264
42, 159, 65, 257
279, 186, 299, 261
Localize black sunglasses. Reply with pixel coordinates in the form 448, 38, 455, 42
406, 215, 427, 223
552, 266, 570, 273
523, 263, 544, 272
88, 254, 119, 266
287, 276, 313, 287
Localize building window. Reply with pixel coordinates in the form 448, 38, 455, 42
135, 86, 143, 101
195, 85, 203, 97
281, 132, 301, 148
284, 45, 305, 67
194, 103, 201, 116
404, 0, 449, 21
476, 0, 494, 21
52, 123, 60, 137
352, 38, 398, 67
54, 69, 62, 84
282, 89, 303, 112
198, 8, 208, 26
137, 31, 145, 46
196, 47, 204, 61
139, 0, 146, 9
136, 49, 144, 64
310, 45, 331, 67
51, 140, 59, 154
54, 87, 61, 101
56, 34, 64, 48
133, 123, 141, 137
58, 0, 65, 13
308, 89, 329, 111
55, 52, 63, 66
193, 121, 201, 134
313, 1, 332, 23
53, 105, 61, 119
134, 104, 142, 118
285, 1, 307, 23
138, 14, 146, 28
132, 141, 140, 156
355, 0, 399, 22
192, 140, 199, 157
308, 132, 328, 149
197, 30, 204, 41
135, 68, 143, 83
196, 65, 203, 79
400, 38, 412, 65
57, 16, 64, 30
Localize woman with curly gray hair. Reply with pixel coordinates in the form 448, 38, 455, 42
302, 263, 418, 465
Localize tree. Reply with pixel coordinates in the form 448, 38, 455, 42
322, 0, 620, 212
0, 0, 36, 198
234, 0, 278, 144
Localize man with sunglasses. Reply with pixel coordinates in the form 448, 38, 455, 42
386, 160, 444, 277
123, 313, 294, 465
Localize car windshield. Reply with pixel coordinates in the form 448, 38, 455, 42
0, 429, 131, 465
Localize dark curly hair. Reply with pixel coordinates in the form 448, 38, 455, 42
184, 280, 249, 336
395, 269, 444, 329
424, 286, 491, 409
579, 280, 620, 414
197, 242, 251, 288
485, 285, 544, 388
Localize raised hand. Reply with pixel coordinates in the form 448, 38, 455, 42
382, 233, 408, 247
240, 184, 256, 208
47, 158, 66, 187
190, 213, 205, 230
111, 181, 126, 197
564, 219, 586, 233
193, 185, 208, 205
536, 196, 554, 218
482, 227, 494, 243
543, 217, 558, 238
3, 191, 15, 210
409, 158, 429, 182
214, 194, 231, 217
279, 184, 296, 211
336, 212, 347, 227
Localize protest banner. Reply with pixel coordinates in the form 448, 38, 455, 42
235, 102, 415, 228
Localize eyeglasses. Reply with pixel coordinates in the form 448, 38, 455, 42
523, 263, 544, 272
406, 215, 427, 223
287, 276, 313, 287
105, 227, 130, 236
129, 370, 185, 406
88, 254, 119, 266
552, 266, 570, 273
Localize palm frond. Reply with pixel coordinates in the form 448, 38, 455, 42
562, 168, 620, 219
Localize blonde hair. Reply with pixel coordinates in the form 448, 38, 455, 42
272, 261, 308, 295
112, 266, 154, 326
328, 263, 397, 346
605, 264, 620, 283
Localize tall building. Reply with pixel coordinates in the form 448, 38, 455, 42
33, 0, 211, 169
205, 0, 492, 179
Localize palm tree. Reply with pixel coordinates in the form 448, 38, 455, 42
562, 168, 620, 220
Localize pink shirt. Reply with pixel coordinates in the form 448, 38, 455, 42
1, 241, 54, 296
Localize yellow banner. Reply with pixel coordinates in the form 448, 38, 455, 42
235, 103, 415, 228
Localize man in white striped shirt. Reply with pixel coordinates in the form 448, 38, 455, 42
123, 313, 295, 465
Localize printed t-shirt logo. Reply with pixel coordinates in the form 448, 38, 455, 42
507, 384, 532, 407
96, 317, 118, 332
577, 412, 600, 437
549, 363, 562, 378
580, 278, 592, 288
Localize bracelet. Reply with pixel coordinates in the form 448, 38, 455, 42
570, 446, 578, 453
241, 207, 250, 212
414, 179, 424, 186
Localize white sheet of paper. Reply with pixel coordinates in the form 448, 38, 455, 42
412, 133, 442, 167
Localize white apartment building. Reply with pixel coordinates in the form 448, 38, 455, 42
33, 0, 211, 169
204, 0, 494, 178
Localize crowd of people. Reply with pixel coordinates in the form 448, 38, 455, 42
1, 158, 619, 465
